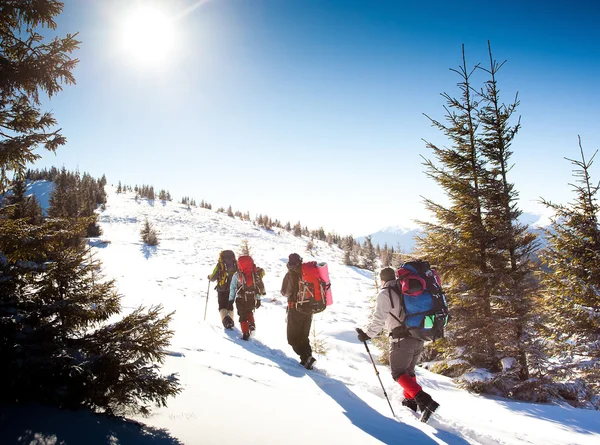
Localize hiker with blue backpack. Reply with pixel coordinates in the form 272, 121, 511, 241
356, 262, 449, 423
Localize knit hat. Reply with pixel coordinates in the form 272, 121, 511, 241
379, 267, 396, 282
288, 253, 302, 267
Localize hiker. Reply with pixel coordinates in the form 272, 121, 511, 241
356, 266, 440, 420
229, 255, 266, 341
281, 253, 316, 370
208, 250, 237, 329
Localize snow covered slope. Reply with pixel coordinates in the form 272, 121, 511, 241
5, 187, 597, 445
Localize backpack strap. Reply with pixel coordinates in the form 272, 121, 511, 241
384, 283, 409, 338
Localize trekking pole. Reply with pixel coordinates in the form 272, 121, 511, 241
203, 280, 210, 321
356, 328, 396, 418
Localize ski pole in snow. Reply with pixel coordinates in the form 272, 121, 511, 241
357, 328, 396, 417
203, 280, 210, 321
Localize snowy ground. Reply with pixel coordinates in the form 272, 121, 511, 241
3, 186, 600, 444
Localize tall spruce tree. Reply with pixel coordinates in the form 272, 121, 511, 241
419, 45, 498, 373
418, 44, 539, 396
539, 138, 600, 403
477, 44, 540, 388
0, 1, 179, 414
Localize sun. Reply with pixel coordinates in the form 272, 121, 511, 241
119, 4, 177, 67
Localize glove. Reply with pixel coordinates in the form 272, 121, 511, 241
356, 328, 370, 343
207, 275, 211, 280
255, 299, 261, 309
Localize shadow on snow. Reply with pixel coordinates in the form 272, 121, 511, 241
220, 327, 469, 445
0, 402, 183, 445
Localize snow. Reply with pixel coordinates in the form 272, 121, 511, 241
26, 180, 53, 215
2, 186, 599, 445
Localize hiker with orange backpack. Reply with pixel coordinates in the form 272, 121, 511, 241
229, 255, 266, 341
208, 250, 238, 329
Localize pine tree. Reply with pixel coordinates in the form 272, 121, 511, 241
0, 2, 78, 191
0, 218, 179, 413
418, 45, 507, 379
239, 239, 251, 256
539, 137, 600, 402
0, 3, 178, 414
293, 222, 302, 237
476, 43, 540, 387
361, 236, 378, 271
141, 218, 159, 246
342, 236, 353, 266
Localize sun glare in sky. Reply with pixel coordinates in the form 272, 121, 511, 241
119, 4, 177, 67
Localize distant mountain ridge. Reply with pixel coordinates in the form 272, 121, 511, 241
357, 212, 550, 253
356, 226, 421, 253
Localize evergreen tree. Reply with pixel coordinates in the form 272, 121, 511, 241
0, 218, 178, 413
4, 176, 43, 224
239, 239, 251, 256
141, 218, 159, 246
293, 222, 302, 237
0, 1, 78, 191
342, 236, 353, 266
379, 243, 392, 267
6, 176, 27, 218
361, 236, 378, 270
417, 45, 535, 390
477, 44, 540, 387
539, 138, 600, 402
0, 4, 178, 414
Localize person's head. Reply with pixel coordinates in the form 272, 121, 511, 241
379, 267, 395, 284
287, 253, 302, 272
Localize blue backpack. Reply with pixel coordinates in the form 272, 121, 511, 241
386, 261, 449, 342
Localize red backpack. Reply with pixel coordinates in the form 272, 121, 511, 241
297, 261, 329, 314
236, 255, 258, 298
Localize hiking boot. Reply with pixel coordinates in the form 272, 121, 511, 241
248, 321, 256, 332
242, 332, 250, 341
223, 316, 234, 330
402, 398, 418, 413
304, 356, 316, 370
414, 390, 439, 423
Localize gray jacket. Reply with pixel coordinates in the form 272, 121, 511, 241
364, 280, 404, 339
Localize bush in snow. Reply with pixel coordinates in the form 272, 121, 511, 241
141, 218, 159, 246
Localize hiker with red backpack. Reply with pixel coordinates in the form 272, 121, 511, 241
208, 250, 238, 329
229, 255, 266, 341
281, 253, 317, 369
356, 262, 449, 423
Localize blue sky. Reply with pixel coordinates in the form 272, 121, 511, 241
34, 0, 600, 236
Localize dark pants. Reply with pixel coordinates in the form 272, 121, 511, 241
287, 307, 313, 360
235, 295, 256, 335
390, 336, 424, 399
217, 290, 234, 311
